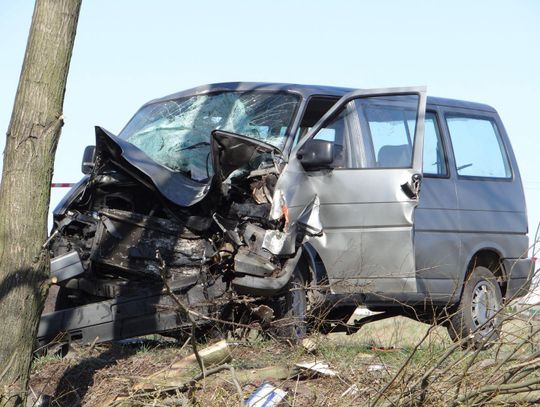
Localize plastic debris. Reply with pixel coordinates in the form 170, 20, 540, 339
245, 382, 287, 407
295, 361, 337, 377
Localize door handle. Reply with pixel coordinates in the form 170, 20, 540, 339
401, 173, 422, 199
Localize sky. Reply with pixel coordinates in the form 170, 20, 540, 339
1, 0, 540, 249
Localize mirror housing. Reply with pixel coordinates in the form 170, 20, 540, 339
81, 145, 96, 174
297, 139, 334, 170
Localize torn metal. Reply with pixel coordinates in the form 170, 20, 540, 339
38, 89, 311, 347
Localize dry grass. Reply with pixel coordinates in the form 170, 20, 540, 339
28, 308, 540, 406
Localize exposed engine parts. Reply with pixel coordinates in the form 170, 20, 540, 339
45, 130, 304, 319
38, 88, 332, 349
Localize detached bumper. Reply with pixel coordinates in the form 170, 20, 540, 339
504, 258, 535, 299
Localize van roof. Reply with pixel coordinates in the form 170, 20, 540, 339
147, 81, 496, 113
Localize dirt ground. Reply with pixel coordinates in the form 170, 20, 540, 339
29, 314, 540, 406
29, 316, 435, 406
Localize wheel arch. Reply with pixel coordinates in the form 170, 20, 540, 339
300, 242, 329, 286
463, 247, 507, 297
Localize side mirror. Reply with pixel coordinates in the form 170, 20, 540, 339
297, 139, 334, 170
81, 145, 96, 174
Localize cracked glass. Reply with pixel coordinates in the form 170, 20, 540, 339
119, 91, 300, 181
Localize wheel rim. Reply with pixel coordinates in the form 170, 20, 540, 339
471, 280, 499, 335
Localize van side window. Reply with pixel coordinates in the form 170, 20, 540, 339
355, 94, 419, 168
446, 115, 511, 178
367, 112, 412, 167
419, 112, 447, 176
311, 94, 420, 169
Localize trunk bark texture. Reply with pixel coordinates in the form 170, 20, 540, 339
0, 0, 81, 405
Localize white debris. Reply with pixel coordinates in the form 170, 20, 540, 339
295, 361, 337, 377
245, 383, 287, 407
353, 307, 378, 317
367, 364, 386, 372
341, 384, 359, 398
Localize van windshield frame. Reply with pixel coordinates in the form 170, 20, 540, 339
118, 91, 300, 181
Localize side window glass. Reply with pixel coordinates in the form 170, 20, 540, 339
313, 107, 351, 168
313, 128, 336, 142
412, 113, 447, 176
354, 95, 419, 168
369, 115, 412, 167
309, 94, 421, 169
446, 115, 511, 178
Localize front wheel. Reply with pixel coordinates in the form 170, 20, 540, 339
447, 266, 503, 348
271, 270, 307, 343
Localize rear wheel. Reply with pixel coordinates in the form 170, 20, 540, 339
447, 266, 503, 348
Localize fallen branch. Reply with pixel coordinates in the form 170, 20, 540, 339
134, 340, 232, 390
108, 364, 239, 407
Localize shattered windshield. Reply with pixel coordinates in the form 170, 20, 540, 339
118, 91, 300, 181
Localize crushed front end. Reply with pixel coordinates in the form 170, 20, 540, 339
38, 90, 306, 346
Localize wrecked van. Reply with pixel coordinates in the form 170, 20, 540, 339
38, 82, 533, 348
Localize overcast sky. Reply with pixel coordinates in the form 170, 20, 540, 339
1, 0, 539, 245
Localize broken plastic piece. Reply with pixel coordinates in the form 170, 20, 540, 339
262, 229, 292, 255
50, 251, 85, 283
295, 361, 337, 377
245, 383, 287, 407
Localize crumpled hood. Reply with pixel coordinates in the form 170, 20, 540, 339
95, 126, 212, 207
94, 127, 281, 208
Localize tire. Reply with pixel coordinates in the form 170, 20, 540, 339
271, 270, 308, 342
447, 266, 503, 348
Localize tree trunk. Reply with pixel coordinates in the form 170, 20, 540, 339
0, 0, 81, 405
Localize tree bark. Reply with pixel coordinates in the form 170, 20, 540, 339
0, 0, 81, 405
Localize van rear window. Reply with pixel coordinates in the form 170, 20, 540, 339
446, 115, 511, 179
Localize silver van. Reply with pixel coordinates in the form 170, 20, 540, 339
39, 82, 534, 348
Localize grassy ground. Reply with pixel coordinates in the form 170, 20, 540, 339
29, 314, 540, 406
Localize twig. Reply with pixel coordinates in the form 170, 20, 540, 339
459, 378, 540, 404
371, 324, 435, 406
227, 365, 245, 407
157, 251, 205, 375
